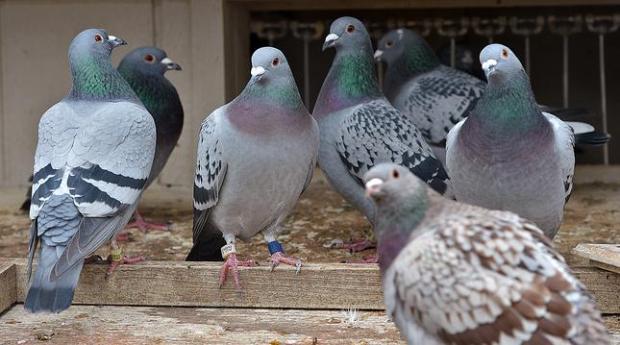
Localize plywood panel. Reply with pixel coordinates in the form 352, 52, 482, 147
153, 0, 194, 187
0, 0, 154, 188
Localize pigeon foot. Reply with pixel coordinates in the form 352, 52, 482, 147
270, 251, 302, 274
218, 253, 255, 290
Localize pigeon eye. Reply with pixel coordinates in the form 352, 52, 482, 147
501, 49, 509, 59
386, 40, 394, 48
271, 57, 280, 67
346, 24, 355, 33
94, 34, 103, 43
392, 169, 400, 179
144, 54, 155, 63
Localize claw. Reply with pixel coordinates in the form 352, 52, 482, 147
218, 253, 255, 290
105, 247, 145, 279
270, 251, 303, 274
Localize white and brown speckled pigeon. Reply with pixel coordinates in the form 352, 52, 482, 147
189, 47, 319, 288
446, 44, 588, 239
25, 29, 156, 313
364, 163, 610, 345
313, 17, 450, 240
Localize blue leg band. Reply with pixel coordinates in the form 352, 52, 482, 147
267, 240, 284, 255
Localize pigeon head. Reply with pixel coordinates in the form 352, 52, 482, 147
364, 163, 426, 206
69, 29, 126, 60
323, 17, 372, 53
480, 44, 524, 82
375, 28, 439, 72
250, 47, 292, 84
67, 29, 137, 101
118, 47, 181, 77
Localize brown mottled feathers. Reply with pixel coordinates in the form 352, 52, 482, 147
389, 194, 609, 345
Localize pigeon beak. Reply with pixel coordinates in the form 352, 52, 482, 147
107, 35, 127, 48
322, 33, 339, 51
365, 178, 384, 198
161, 57, 182, 71
250, 66, 266, 80
373, 50, 384, 62
482, 59, 497, 77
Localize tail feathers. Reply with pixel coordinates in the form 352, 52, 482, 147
186, 225, 226, 261
575, 130, 611, 146
25, 244, 83, 313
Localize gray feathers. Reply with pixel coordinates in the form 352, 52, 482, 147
25, 29, 155, 313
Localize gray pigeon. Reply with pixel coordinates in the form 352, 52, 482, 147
364, 163, 610, 345
446, 43, 584, 238
375, 29, 609, 165
117, 47, 183, 231
25, 29, 156, 313
313, 17, 450, 240
189, 47, 319, 288
376, 29, 485, 154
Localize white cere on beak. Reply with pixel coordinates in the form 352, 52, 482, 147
365, 178, 384, 192
250, 66, 266, 77
374, 50, 383, 59
161, 57, 174, 65
108, 35, 118, 41
482, 59, 497, 73
325, 33, 339, 44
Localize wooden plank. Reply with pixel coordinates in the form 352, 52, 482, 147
14, 260, 384, 310
0, 261, 17, 314
573, 244, 620, 275
3, 259, 618, 313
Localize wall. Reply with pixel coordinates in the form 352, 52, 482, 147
0, 0, 229, 189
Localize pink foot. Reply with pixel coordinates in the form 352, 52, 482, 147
219, 253, 256, 289
343, 239, 376, 253
270, 252, 302, 273
126, 211, 170, 233
106, 251, 145, 279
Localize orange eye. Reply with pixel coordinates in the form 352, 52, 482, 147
392, 169, 400, 179
501, 49, 509, 59
95, 34, 103, 43
386, 40, 394, 48
346, 24, 355, 33
144, 54, 155, 63
271, 57, 279, 67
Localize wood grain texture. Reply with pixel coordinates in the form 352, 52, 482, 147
0, 261, 17, 314
2, 259, 618, 313
573, 244, 620, 275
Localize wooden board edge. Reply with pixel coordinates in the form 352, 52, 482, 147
0, 262, 17, 314
573, 244, 620, 274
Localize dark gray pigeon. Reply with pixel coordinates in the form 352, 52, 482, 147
364, 163, 610, 345
25, 29, 156, 313
376, 29, 608, 165
189, 47, 319, 289
117, 47, 184, 231
313, 17, 450, 243
446, 43, 583, 238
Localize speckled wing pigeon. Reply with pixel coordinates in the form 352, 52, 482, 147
25, 29, 156, 313
189, 47, 319, 289
375, 29, 608, 165
117, 47, 184, 231
364, 163, 610, 345
313, 17, 450, 231
446, 44, 587, 238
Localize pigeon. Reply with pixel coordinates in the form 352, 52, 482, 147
188, 47, 319, 289
364, 163, 610, 345
445, 43, 599, 238
313, 17, 450, 240
25, 29, 156, 313
375, 29, 609, 165
117, 47, 184, 232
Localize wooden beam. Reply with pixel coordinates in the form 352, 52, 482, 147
0, 262, 17, 314
573, 244, 620, 275
2, 259, 618, 314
